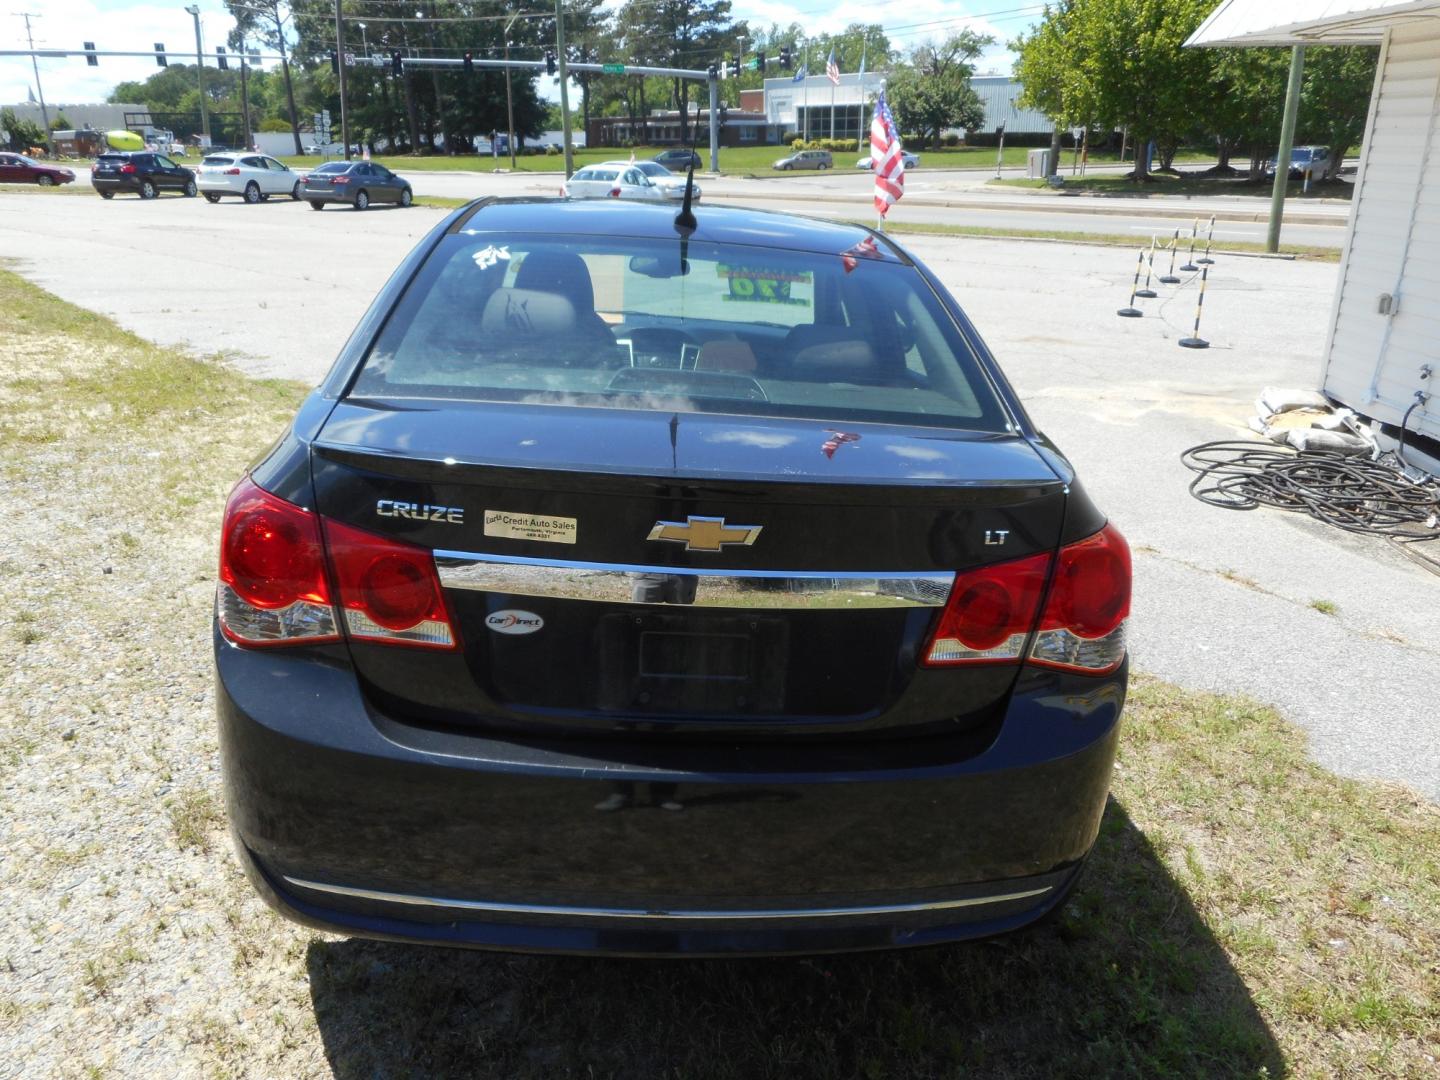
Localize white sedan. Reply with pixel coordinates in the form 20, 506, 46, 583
197, 152, 304, 204
855, 151, 920, 170
598, 160, 701, 202
562, 164, 670, 202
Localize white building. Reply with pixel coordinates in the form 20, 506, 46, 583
1190, 1, 1440, 468
2, 102, 149, 133
762, 72, 885, 141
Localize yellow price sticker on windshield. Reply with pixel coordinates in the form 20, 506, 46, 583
717, 265, 812, 307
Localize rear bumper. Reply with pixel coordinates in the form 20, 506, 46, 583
217, 633, 1124, 956
197, 177, 246, 194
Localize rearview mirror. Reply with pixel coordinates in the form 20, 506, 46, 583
629, 254, 690, 278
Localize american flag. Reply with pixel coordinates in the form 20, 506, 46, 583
825, 47, 840, 86
870, 88, 905, 218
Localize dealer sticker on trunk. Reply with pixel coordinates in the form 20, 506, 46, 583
483, 510, 578, 545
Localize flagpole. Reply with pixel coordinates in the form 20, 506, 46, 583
856, 40, 867, 154
803, 39, 810, 142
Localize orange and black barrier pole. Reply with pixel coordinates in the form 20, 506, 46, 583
1198, 215, 1216, 265
1181, 218, 1199, 272
1179, 266, 1211, 348
1117, 249, 1145, 318
1160, 227, 1181, 284
1135, 235, 1158, 298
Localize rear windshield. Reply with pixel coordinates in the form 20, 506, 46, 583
350, 232, 1008, 431
96, 154, 128, 162
202, 155, 236, 165
313, 162, 349, 174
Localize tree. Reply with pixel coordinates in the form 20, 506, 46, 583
614, 0, 736, 142
1, 108, 47, 151
888, 31, 992, 150
1299, 45, 1378, 179
1011, 0, 1213, 180
224, 0, 303, 154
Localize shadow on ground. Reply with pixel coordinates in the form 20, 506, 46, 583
306, 799, 1283, 1079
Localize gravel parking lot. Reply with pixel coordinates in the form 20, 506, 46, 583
3, 191, 1434, 798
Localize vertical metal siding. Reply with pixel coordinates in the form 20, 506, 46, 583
1322, 21, 1440, 440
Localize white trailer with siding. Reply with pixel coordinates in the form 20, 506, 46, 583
1190, 0, 1440, 471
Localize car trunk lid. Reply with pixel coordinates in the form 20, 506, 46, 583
311, 399, 1067, 739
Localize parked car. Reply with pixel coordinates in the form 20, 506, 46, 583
562, 164, 670, 201
1264, 145, 1332, 179
90, 151, 197, 200
0, 152, 75, 186
597, 160, 701, 201
214, 198, 1132, 957
198, 152, 303, 204
652, 148, 702, 171
299, 160, 413, 210
774, 149, 833, 171
856, 150, 920, 171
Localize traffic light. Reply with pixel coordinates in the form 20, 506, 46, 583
545, 50, 556, 76
719, 104, 728, 129
329, 51, 339, 74
727, 57, 740, 79
391, 51, 403, 76
756, 50, 765, 71
463, 51, 473, 75
779, 46, 792, 70
707, 63, 718, 80
83, 41, 97, 67
155, 43, 167, 68
217, 46, 228, 71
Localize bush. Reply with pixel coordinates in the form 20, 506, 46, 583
791, 137, 805, 150
258, 118, 292, 133
545, 143, 560, 155
942, 132, 961, 147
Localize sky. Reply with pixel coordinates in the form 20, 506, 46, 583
1, 0, 1043, 112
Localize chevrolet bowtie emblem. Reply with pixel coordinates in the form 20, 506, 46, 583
647, 516, 762, 552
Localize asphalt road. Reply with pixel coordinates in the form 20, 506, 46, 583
2, 190, 1433, 798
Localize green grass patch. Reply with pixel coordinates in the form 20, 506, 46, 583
843, 219, 1341, 261
0, 267, 302, 449
991, 172, 1353, 202
279, 145, 1213, 178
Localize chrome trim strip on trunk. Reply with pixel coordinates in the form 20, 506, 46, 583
282, 876, 1052, 920
432, 551, 954, 609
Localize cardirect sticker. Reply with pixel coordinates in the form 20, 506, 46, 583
483, 510, 578, 544
716, 264, 812, 307
486, 609, 545, 636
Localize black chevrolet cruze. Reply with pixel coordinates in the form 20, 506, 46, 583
215, 198, 1130, 956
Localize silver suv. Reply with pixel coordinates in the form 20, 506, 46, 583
774, 149, 833, 171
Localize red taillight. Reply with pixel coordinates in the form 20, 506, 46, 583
323, 519, 457, 649
119, 163, 136, 174
608, 187, 621, 197
1029, 523, 1131, 674
923, 551, 1049, 666
921, 522, 1131, 674
331, 176, 350, 185
223, 167, 241, 175
217, 478, 338, 647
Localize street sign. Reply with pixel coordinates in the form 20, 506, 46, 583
602, 63, 624, 74
344, 52, 355, 66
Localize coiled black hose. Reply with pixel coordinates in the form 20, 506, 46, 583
1180, 441, 1440, 538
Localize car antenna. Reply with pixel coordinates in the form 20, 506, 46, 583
673, 99, 701, 234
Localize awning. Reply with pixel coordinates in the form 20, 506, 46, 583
1186, 0, 1440, 47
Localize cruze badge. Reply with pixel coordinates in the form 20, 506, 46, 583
377, 499, 464, 524
648, 516, 762, 552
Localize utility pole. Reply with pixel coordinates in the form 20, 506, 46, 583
333, 0, 350, 159
238, 41, 252, 150
15, 12, 53, 154
184, 5, 210, 141
504, 12, 519, 169
554, 0, 574, 177
1266, 45, 1306, 253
